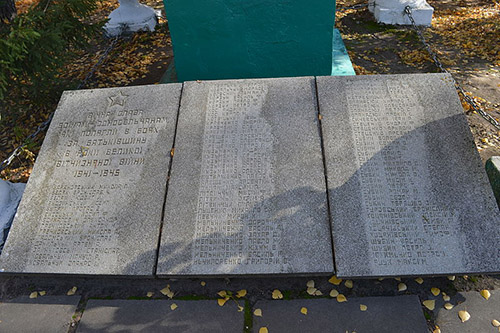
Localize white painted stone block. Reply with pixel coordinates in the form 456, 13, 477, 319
369, 0, 434, 26
104, 0, 157, 37
0, 180, 25, 249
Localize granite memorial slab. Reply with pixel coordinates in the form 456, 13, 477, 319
157, 77, 333, 276
0, 84, 182, 275
0, 296, 80, 333
252, 295, 428, 333
318, 73, 500, 277
77, 299, 244, 332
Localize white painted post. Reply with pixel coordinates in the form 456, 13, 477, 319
104, 0, 158, 37
0, 180, 25, 250
368, 0, 434, 26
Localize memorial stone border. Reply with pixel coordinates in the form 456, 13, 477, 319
0, 74, 498, 278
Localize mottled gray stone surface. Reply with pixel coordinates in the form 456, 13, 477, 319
434, 290, 500, 333
0, 296, 80, 333
158, 77, 333, 276
78, 299, 244, 332
0, 84, 182, 275
252, 295, 428, 333
318, 73, 500, 277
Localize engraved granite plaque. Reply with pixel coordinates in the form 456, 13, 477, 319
0, 84, 182, 275
318, 73, 500, 277
157, 77, 333, 276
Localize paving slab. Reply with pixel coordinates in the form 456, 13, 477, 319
158, 77, 333, 276
318, 73, 500, 277
77, 299, 244, 332
0, 296, 80, 333
0, 84, 182, 275
434, 290, 500, 333
252, 295, 428, 333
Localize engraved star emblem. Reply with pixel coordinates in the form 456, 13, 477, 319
108, 91, 129, 107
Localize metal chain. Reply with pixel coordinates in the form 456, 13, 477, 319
0, 25, 127, 172
404, 6, 500, 130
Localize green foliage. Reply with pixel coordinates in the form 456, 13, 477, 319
0, 0, 102, 104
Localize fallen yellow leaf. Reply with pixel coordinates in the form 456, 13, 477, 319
345, 280, 353, 289
238, 305, 244, 312
236, 289, 247, 298
431, 288, 441, 296
360, 304, 367, 311
329, 289, 339, 297
160, 285, 174, 298
67, 287, 77, 296
492, 319, 500, 327
29, 292, 38, 299
423, 300, 435, 310
415, 278, 424, 285
146, 292, 153, 298
200, 281, 206, 287
328, 276, 342, 285
170, 303, 178, 310
217, 290, 227, 298
459, 310, 471, 322
444, 303, 454, 310
398, 283, 407, 292
217, 298, 228, 306
337, 294, 347, 303
433, 327, 441, 333
306, 287, 317, 296
448, 276, 456, 281
39, 291, 46, 296
480, 290, 491, 300
259, 328, 268, 333
272, 289, 283, 299
443, 295, 451, 302
306, 280, 315, 288
314, 290, 323, 296
394, 278, 401, 282
300, 307, 308, 315
254, 308, 262, 317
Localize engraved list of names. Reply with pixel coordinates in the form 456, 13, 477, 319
0, 85, 181, 275
192, 83, 289, 273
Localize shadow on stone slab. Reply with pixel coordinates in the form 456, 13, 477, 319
77, 299, 244, 332
433, 290, 500, 333
252, 295, 428, 333
0, 295, 80, 333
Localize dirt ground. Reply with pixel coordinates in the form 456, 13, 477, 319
0, 1, 499, 331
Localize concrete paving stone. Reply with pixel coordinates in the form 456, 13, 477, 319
0, 295, 80, 333
434, 290, 500, 333
77, 299, 244, 332
252, 295, 428, 333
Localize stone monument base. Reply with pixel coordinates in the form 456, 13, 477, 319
369, 0, 434, 26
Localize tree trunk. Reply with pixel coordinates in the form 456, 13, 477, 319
0, 0, 16, 23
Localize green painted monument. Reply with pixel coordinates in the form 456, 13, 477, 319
163, 0, 354, 81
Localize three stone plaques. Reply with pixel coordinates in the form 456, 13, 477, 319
1, 74, 499, 277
